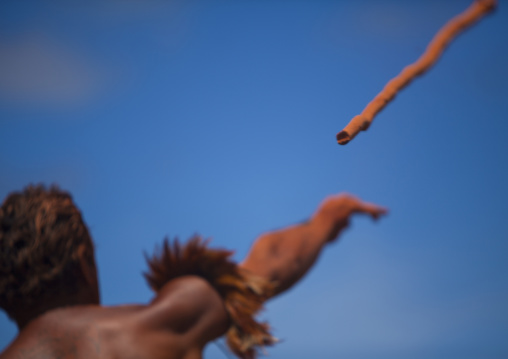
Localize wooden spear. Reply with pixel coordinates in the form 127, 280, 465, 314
336, 0, 497, 145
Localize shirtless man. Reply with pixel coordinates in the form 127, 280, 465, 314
0, 185, 386, 359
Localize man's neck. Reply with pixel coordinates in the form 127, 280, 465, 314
16, 291, 99, 330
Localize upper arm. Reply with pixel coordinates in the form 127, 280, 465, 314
240, 222, 330, 297
138, 275, 230, 349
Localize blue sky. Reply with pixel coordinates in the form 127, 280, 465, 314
1, 1, 507, 358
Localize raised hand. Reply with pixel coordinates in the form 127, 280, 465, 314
313, 194, 388, 242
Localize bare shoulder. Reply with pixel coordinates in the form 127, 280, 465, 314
138, 275, 230, 345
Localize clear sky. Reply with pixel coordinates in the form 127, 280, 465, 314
1, 1, 507, 358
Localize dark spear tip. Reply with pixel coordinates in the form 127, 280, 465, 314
336, 131, 351, 145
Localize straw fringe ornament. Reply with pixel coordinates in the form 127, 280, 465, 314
144, 236, 277, 359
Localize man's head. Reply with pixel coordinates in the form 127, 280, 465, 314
0, 185, 98, 328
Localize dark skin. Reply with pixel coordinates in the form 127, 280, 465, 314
0, 194, 387, 359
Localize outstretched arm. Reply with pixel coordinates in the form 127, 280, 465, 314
241, 194, 387, 296
141, 193, 386, 358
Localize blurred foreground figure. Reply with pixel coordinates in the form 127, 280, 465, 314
0, 185, 386, 359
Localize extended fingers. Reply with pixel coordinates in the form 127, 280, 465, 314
355, 201, 388, 219
318, 193, 388, 221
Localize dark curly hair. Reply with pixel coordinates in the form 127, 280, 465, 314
0, 185, 94, 320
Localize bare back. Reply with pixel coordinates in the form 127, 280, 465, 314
0, 277, 230, 359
